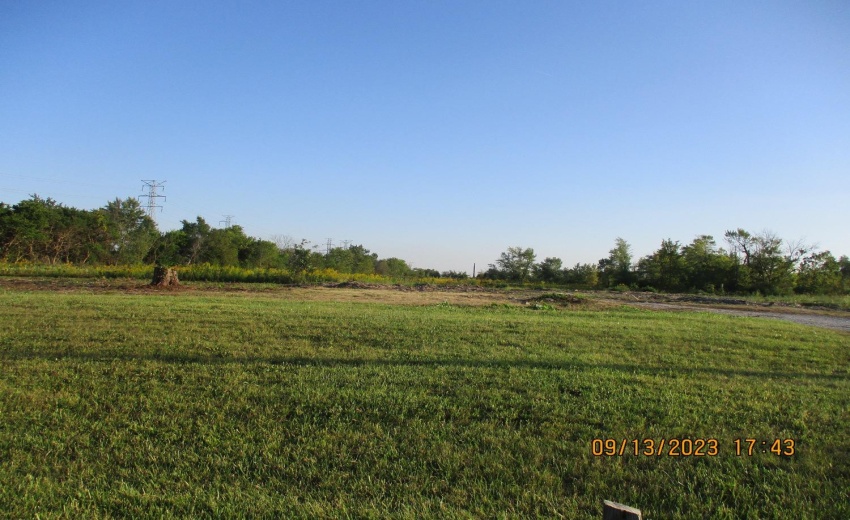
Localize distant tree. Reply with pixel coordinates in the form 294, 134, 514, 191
57, 207, 104, 264
795, 251, 842, 294
564, 263, 599, 287
534, 257, 563, 283
0, 195, 105, 264
270, 234, 295, 251
0, 203, 12, 260
321, 245, 377, 274
178, 217, 212, 265
350, 245, 378, 274
242, 239, 283, 268
285, 240, 319, 279
149, 230, 186, 266
413, 267, 441, 278
637, 239, 684, 291
839, 256, 850, 292
493, 246, 536, 282
99, 198, 158, 265
0, 195, 60, 262
599, 238, 634, 287
375, 257, 411, 278
725, 229, 799, 294
199, 227, 241, 266
324, 247, 354, 273
680, 235, 714, 291
440, 270, 469, 280
478, 265, 505, 280
152, 218, 262, 267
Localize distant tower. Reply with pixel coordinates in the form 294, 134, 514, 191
220, 215, 234, 228
139, 180, 166, 222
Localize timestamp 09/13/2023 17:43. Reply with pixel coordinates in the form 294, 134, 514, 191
590, 438, 796, 457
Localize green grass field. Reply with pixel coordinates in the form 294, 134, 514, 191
0, 284, 848, 518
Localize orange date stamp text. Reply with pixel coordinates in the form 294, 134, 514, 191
591, 438, 720, 457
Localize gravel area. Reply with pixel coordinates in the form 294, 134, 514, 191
628, 301, 850, 333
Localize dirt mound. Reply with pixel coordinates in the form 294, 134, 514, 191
525, 293, 589, 305
327, 281, 377, 289
672, 295, 749, 305
390, 283, 492, 293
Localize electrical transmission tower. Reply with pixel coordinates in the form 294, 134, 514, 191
325, 238, 334, 255
139, 180, 166, 222
341, 240, 351, 250
220, 215, 235, 229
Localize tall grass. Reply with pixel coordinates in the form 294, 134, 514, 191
0, 262, 491, 287
2, 264, 849, 310
0, 262, 155, 279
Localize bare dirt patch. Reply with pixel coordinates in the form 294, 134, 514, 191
627, 301, 850, 333
280, 286, 512, 306
0, 277, 188, 295
597, 291, 850, 333
0, 277, 511, 305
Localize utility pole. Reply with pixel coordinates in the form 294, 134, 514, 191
220, 215, 234, 229
325, 238, 334, 255
341, 240, 351, 250
139, 180, 166, 222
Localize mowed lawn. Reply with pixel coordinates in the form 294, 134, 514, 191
0, 287, 848, 519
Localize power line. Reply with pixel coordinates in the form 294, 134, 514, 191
0, 187, 33, 195
0, 186, 118, 203
0, 172, 129, 192
139, 180, 166, 223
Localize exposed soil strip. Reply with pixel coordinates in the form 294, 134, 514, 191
627, 302, 850, 333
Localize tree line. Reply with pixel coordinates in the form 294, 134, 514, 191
0, 196, 433, 278
2, 195, 848, 294
482, 234, 850, 295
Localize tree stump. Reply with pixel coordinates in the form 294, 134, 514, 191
151, 266, 180, 287
603, 501, 642, 520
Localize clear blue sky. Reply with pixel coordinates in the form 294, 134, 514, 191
2, 1, 848, 273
